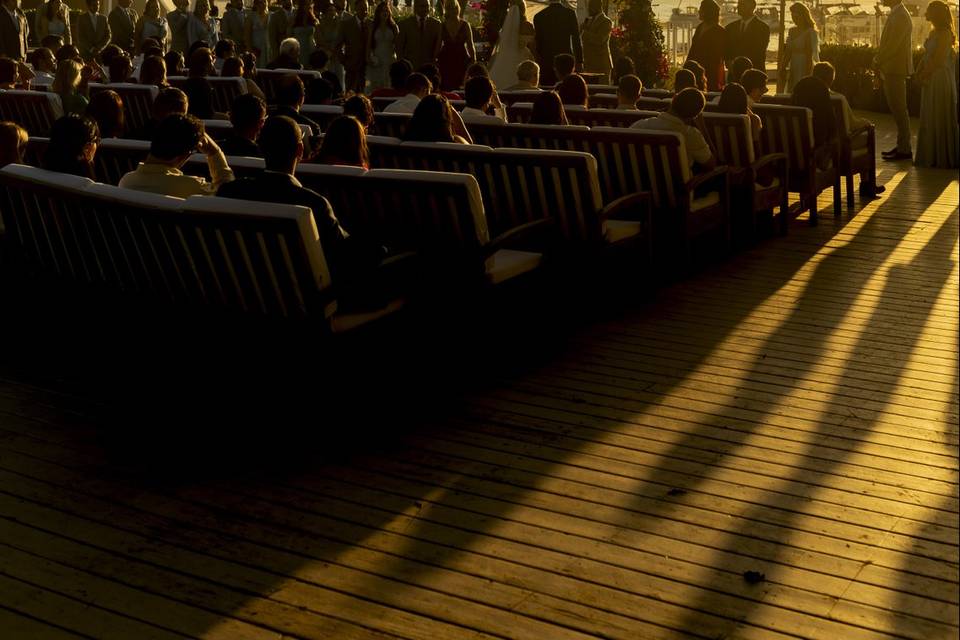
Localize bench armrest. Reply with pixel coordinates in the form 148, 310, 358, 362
687, 165, 729, 194
750, 152, 787, 174
483, 218, 555, 257
599, 191, 651, 222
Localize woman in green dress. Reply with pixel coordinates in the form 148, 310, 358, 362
914, 0, 958, 169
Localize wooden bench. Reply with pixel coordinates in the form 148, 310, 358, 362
248, 68, 321, 103
0, 90, 63, 136
505, 102, 656, 127
89, 83, 158, 133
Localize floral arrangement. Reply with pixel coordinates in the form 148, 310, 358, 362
611, 0, 669, 87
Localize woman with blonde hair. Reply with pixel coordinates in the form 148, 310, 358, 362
778, 2, 818, 92
134, 0, 169, 54
35, 0, 72, 46
914, 0, 958, 168
188, 0, 219, 48
244, 0, 270, 64
51, 59, 89, 116
0, 121, 28, 166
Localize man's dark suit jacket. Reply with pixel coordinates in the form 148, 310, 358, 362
218, 134, 262, 157
269, 104, 322, 137
266, 53, 303, 70
0, 7, 30, 61
109, 6, 138, 53
724, 16, 770, 73
533, 2, 582, 86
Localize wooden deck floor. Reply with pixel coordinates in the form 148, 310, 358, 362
0, 114, 956, 639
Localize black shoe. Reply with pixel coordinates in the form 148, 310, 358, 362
860, 184, 885, 198
882, 146, 898, 155
884, 152, 913, 161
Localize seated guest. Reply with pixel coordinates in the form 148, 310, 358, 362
184, 47, 221, 120
219, 93, 266, 156
217, 115, 383, 281
557, 74, 588, 108
240, 53, 259, 80
371, 60, 413, 98
0, 58, 19, 89
739, 68, 768, 106
138, 55, 168, 87
716, 82, 761, 151
269, 74, 322, 136
56, 45, 83, 64
164, 50, 185, 76
108, 53, 134, 83
221, 56, 266, 100
320, 70, 343, 100
727, 56, 752, 85
99, 44, 125, 72
316, 115, 368, 168
127, 87, 189, 140
52, 60, 90, 116
213, 39, 235, 73
28, 48, 59, 86
418, 63, 459, 100
308, 49, 328, 73
461, 76, 505, 123
791, 73, 837, 164
553, 54, 576, 85
631, 87, 715, 172
610, 55, 635, 85
86, 89, 125, 138
119, 114, 234, 197
41, 35, 65, 53
505, 60, 539, 91
383, 73, 432, 114
140, 40, 164, 60
43, 115, 99, 179
674, 68, 697, 93
342, 94, 374, 132
0, 121, 28, 166
464, 62, 489, 83
530, 91, 567, 126
305, 76, 336, 105
403, 94, 469, 144
683, 59, 707, 91
266, 38, 302, 70
617, 74, 642, 110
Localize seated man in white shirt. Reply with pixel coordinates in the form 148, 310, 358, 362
460, 76, 507, 124
505, 60, 540, 91
630, 87, 715, 172
616, 74, 642, 110
119, 113, 234, 198
383, 73, 432, 114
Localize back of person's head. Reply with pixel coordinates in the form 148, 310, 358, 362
164, 50, 185, 75
278, 37, 300, 61
683, 59, 706, 90
557, 74, 588, 108
186, 40, 210, 65
308, 48, 329, 71
417, 62, 442, 92
229, 93, 266, 134
214, 39, 236, 59
342, 94, 374, 129
86, 89, 125, 138
617, 74, 642, 102
56, 45, 82, 63
141, 42, 164, 59
716, 82, 748, 114
41, 35, 64, 52
152, 87, 189, 121
553, 53, 576, 79
404, 72, 432, 97
403, 94, 454, 142
728, 56, 752, 84
516, 60, 539, 84
791, 74, 828, 104
389, 59, 413, 89
149, 114, 204, 161
0, 57, 17, 86
611, 55, 635, 84
43, 115, 99, 177
464, 75, 494, 109
671, 87, 707, 120
221, 56, 243, 77
739, 68, 768, 95
305, 76, 335, 104
674, 68, 696, 92
139, 55, 167, 86
811, 61, 835, 88
530, 90, 567, 126
188, 47, 215, 77
258, 115, 303, 170
29, 47, 57, 73
51, 59, 83, 98
241, 52, 258, 78
317, 115, 368, 168
320, 70, 342, 97
699, 0, 720, 23
0, 121, 28, 166
99, 44, 124, 67
108, 54, 133, 83
275, 74, 306, 107
465, 62, 488, 82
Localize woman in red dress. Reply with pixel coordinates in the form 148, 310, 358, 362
686, 0, 726, 91
436, 0, 475, 91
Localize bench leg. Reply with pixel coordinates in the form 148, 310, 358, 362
846, 173, 854, 210
833, 176, 842, 216
809, 193, 819, 226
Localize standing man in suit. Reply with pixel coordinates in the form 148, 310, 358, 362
336, 0, 370, 93
394, 0, 441, 71
167, 0, 191, 53
724, 0, 769, 73
220, 0, 246, 49
580, 0, 612, 84
534, 0, 582, 86
78, 0, 111, 62
109, 0, 139, 54
874, 0, 913, 160
0, 0, 29, 62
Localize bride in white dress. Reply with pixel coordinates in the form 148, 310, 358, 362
489, 0, 535, 89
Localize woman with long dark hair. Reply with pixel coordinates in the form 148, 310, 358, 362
86, 89, 125, 138
317, 116, 369, 168
366, 1, 399, 92
403, 94, 468, 143
530, 90, 567, 126
914, 0, 959, 168
43, 115, 99, 179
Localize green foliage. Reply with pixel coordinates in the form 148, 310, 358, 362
611, 0, 668, 87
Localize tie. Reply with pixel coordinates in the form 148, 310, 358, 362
419, 18, 424, 34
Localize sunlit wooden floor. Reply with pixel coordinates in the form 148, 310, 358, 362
0, 114, 956, 639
